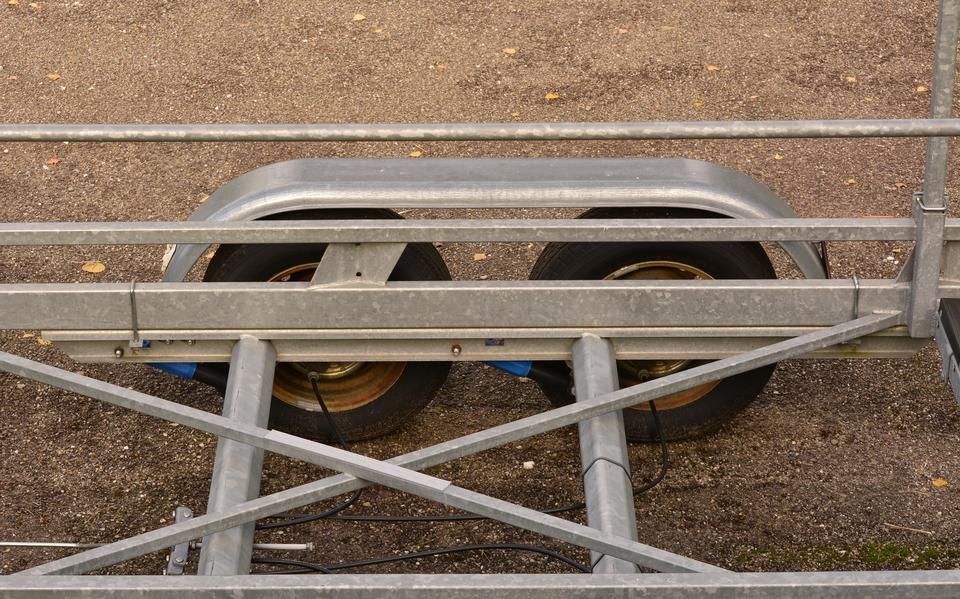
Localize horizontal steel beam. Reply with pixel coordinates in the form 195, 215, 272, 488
5, 119, 960, 142
49, 330, 927, 363
0, 218, 944, 245
0, 280, 913, 330
4, 572, 960, 598
9, 313, 899, 575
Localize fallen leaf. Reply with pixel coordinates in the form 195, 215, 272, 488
352, 13, 366, 21
473, 253, 488, 261
660, 24, 674, 31
408, 149, 423, 158
47, 73, 61, 81
705, 65, 720, 71
501, 47, 517, 55
197, 193, 209, 204
865, 96, 874, 102
8, 75, 17, 80
544, 92, 560, 100
45, 157, 60, 165
749, 95, 759, 100
932, 478, 948, 487
693, 99, 704, 108
21, 332, 34, 338
617, 27, 628, 34
371, 25, 384, 33
434, 63, 447, 70
37, 338, 53, 347
894, 181, 907, 189
916, 85, 929, 93
844, 75, 857, 82
81, 261, 106, 273
510, 111, 520, 117
29, 1, 38, 6
7, 0, 18, 6
846, 178, 857, 185
774, 153, 784, 160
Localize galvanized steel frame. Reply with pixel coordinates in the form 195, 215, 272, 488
2, 0, 960, 594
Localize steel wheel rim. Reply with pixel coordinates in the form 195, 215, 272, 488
604, 260, 722, 411
268, 263, 405, 413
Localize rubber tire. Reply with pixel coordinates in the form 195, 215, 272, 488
530, 207, 778, 442
203, 208, 452, 442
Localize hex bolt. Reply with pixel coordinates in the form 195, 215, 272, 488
174, 557, 185, 564
113, 347, 124, 358
184, 340, 196, 346
451, 344, 462, 356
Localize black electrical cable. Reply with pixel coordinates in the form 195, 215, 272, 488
255, 373, 363, 531
321, 401, 669, 523
251, 556, 334, 574
252, 543, 591, 574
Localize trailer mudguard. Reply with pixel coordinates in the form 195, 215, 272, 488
161, 157, 826, 281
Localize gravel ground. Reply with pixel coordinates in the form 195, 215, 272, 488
1, 0, 960, 577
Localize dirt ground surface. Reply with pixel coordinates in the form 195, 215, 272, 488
2, 0, 960, 579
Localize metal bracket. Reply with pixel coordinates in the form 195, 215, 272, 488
164, 506, 193, 575
852, 275, 861, 319
128, 281, 145, 349
914, 191, 949, 213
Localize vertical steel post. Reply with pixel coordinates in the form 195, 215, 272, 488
906, 0, 960, 336
572, 334, 639, 574
197, 335, 276, 575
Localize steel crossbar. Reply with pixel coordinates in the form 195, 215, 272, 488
1, 312, 899, 576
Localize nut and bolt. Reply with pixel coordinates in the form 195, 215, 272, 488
113, 347, 124, 358
451, 344, 462, 356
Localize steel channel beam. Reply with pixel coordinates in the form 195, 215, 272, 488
5, 572, 960, 598
310, 243, 406, 286
197, 336, 275, 575
0, 218, 943, 245
48, 332, 928, 363
906, 0, 960, 336
0, 280, 913, 330
6, 119, 960, 142
6, 312, 899, 575
572, 335, 638, 573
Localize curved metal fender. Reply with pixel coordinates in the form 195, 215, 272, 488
162, 157, 826, 281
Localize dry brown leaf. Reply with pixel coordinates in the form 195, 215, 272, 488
352, 13, 366, 21
8, 75, 17, 80
502, 47, 517, 55
7, 0, 18, 6
749, 95, 759, 100
894, 181, 907, 189
37, 338, 53, 347
29, 1, 38, 6
544, 92, 560, 101
408, 150, 423, 158
846, 178, 857, 185
774, 153, 784, 160
693, 99, 704, 108
47, 73, 61, 81
617, 27, 628, 34
45, 157, 60, 165
916, 85, 929, 93
371, 25, 384, 33
434, 63, 448, 70
81, 261, 106, 273
844, 75, 857, 82
473, 253, 488, 261
705, 65, 720, 72
660, 24, 674, 31
932, 478, 948, 487
510, 111, 521, 117
21, 332, 34, 338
